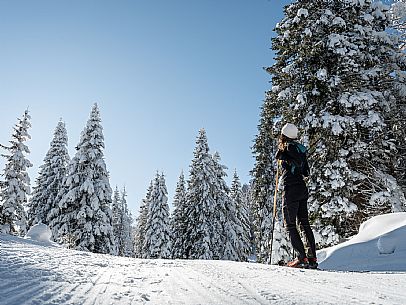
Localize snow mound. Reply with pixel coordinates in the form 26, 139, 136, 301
318, 213, 406, 272
24, 223, 54, 245
377, 233, 397, 254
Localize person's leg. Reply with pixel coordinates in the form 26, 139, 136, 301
283, 197, 306, 260
297, 198, 316, 259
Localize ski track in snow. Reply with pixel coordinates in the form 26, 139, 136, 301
1, 235, 406, 305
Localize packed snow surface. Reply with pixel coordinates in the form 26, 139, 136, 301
1, 233, 406, 305
318, 212, 406, 272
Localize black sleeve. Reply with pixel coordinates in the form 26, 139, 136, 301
303, 156, 310, 177
286, 143, 303, 165
275, 149, 282, 160
275, 147, 288, 161
275, 149, 290, 172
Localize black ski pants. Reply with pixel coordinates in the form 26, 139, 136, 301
282, 186, 316, 260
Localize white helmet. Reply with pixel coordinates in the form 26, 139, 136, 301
281, 123, 298, 139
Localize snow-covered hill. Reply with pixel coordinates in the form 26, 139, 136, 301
1, 213, 406, 305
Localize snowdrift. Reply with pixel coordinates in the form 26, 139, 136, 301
24, 223, 55, 245
318, 212, 406, 272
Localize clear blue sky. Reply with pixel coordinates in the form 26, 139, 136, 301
0, 0, 291, 214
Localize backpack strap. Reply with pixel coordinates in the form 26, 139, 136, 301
290, 142, 307, 175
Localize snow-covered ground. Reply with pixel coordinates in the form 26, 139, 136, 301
1, 213, 406, 305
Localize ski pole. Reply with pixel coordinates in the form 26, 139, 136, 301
269, 160, 280, 265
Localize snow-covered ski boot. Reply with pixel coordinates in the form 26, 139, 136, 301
308, 257, 318, 269
286, 257, 309, 268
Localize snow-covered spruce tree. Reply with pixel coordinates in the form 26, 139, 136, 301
271, 208, 293, 264
143, 173, 172, 259
120, 187, 134, 257
251, 90, 285, 262
391, 0, 406, 50
48, 104, 115, 254
184, 129, 224, 260
0, 110, 32, 236
390, 0, 406, 196
170, 171, 188, 259
47, 172, 70, 244
241, 184, 256, 258
230, 171, 251, 262
130, 225, 137, 257
269, 0, 406, 246
27, 120, 69, 229
212, 152, 237, 261
133, 181, 152, 258
111, 186, 123, 255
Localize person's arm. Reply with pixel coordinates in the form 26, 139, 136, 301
285, 142, 302, 164
275, 146, 292, 174
303, 156, 310, 177
275, 147, 288, 160
275, 149, 282, 160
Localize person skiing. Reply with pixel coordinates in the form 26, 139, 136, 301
275, 123, 317, 269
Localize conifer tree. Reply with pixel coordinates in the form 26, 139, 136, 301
120, 187, 134, 257
27, 120, 69, 229
268, 0, 406, 246
109, 186, 134, 257
47, 174, 70, 245
391, 0, 406, 50
0, 110, 32, 236
211, 152, 237, 261
143, 173, 172, 259
111, 186, 123, 255
48, 104, 115, 254
241, 184, 255, 258
251, 93, 283, 262
391, 0, 406, 196
170, 171, 188, 259
184, 129, 224, 260
270, 210, 293, 264
230, 171, 251, 262
133, 181, 152, 258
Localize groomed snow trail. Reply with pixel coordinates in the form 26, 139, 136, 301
1, 234, 406, 305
